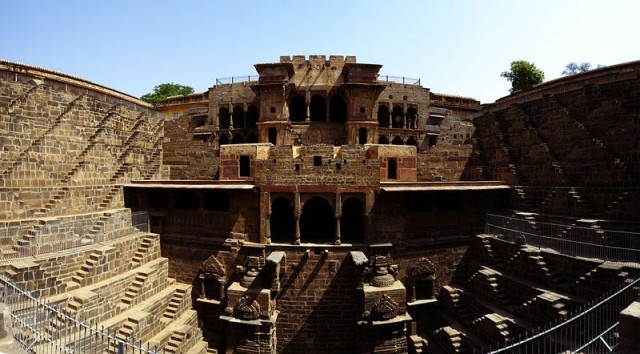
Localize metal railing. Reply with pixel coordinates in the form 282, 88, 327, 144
377, 75, 421, 85
215, 75, 259, 85
0, 274, 167, 353
485, 213, 640, 264
485, 276, 639, 353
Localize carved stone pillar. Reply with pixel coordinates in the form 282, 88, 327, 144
228, 103, 234, 129
294, 193, 301, 245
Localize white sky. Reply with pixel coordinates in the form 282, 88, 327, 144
2, 0, 639, 103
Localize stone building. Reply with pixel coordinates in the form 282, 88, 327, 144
1, 56, 639, 354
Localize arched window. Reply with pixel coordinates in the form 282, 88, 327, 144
377, 105, 389, 127
232, 106, 245, 128
270, 197, 295, 243
247, 105, 259, 128
378, 135, 389, 144
329, 95, 347, 122
392, 136, 404, 145
406, 136, 417, 147
300, 197, 334, 243
289, 95, 306, 122
406, 107, 417, 129
392, 106, 404, 128
310, 95, 326, 122
219, 107, 230, 129
341, 197, 364, 243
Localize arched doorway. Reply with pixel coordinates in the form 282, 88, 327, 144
310, 95, 326, 122
329, 95, 347, 122
289, 95, 306, 122
392, 136, 404, 145
300, 196, 334, 243
219, 107, 230, 129
406, 136, 417, 147
270, 197, 295, 243
341, 197, 364, 244
233, 106, 245, 128
392, 106, 404, 128
406, 107, 417, 129
378, 105, 389, 127
378, 135, 389, 144
247, 105, 259, 128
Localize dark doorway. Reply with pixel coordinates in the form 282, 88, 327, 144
358, 128, 368, 144
270, 197, 295, 243
388, 159, 397, 180
239, 155, 250, 177
341, 197, 364, 244
377, 105, 389, 127
246, 133, 258, 143
174, 190, 200, 210
268, 128, 277, 145
406, 136, 417, 147
289, 95, 306, 122
231, 134, 244, 144
203, 191, 229, 212
300, 197, 334, 242
378, 135, 389, 144
310, 95, 326, 122
329, 95, 347, 122
232, 106, 245, 128
392, 106, 404, 128
219, 107, 230, 129
392, 136, 403, 145
219, 134, 229, 146
149, 189, 170, 208
247, 105, 259, 128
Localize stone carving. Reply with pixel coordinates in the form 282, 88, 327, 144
370, 295, 399, 321
202, 255, 226, 278
410, 257, 435, 279
239, 256, 265, 288
368, 255, 398, 287
234, 296, 261, 320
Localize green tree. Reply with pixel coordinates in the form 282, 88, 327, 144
501, 60, 545, 94
140, 83, 194, 104
561, 62, 603, 76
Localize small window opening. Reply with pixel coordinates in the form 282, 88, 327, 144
295, 164, 300, 172
268, 128, 277, 145
428, 136, 437, 148
313, 156, 322, 166
336, 163, 341, 171
270, 107, 276, 113
388, 158, 397, 180
360, 106, 365, 113
239, 155, 250, 177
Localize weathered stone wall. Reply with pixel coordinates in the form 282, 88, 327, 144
162, 118, 219, 179
254, 145, 381, 186
465, 61, 640, 219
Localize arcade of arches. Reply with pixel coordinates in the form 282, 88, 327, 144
269, 194, 365, 244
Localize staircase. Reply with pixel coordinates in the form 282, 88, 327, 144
119, 271, 149, 309
67, 250, 105, 290
162, 286, 189, 323
130, 235, 155, 268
